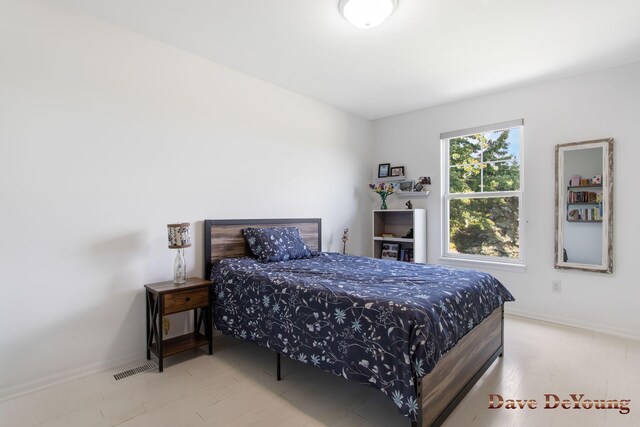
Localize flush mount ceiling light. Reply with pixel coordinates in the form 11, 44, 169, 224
339, 0, 398, 29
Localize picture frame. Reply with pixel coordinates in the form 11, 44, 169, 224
378, 163, 391, 178
390, 166, 405, 177
381, 242, 400, 260
415, 176, 431, 191
399, 180, 414, 192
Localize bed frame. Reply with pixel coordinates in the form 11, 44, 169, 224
203, 218, 504, 427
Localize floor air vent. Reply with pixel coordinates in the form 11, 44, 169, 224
113, 362, 158, 381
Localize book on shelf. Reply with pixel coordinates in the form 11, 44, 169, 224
568, 190, 601, 203
568, 206, 603, 222
399, 248, 414, 262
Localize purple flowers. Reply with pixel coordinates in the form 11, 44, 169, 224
369, 183, 396, 195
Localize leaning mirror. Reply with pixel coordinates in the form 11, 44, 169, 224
555, 138, 613, 273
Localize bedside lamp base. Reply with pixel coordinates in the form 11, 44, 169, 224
173, 248, 186, 284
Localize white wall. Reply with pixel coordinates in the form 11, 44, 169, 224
373, 61, 640, 340
0, 0, 372, 397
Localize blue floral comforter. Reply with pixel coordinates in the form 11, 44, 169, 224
211, 253, 514, 420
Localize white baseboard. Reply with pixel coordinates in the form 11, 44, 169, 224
0, 350, 146, 402
505, 307, 640, 342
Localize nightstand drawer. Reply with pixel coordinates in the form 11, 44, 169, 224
163, 288, 208, 315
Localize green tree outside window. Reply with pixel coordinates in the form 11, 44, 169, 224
447, 128, 521, 259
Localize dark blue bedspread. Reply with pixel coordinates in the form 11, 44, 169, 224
211, 253, 514, 420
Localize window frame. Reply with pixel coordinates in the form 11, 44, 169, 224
440, 120, 525, 267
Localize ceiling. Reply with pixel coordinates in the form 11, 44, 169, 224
50, 0, 640, 120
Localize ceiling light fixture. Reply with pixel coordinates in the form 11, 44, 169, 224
339, 0, 398, 29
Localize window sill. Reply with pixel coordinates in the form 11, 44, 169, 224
438, 257, 527, 273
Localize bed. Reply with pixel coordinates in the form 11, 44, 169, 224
204, 218, 514, 426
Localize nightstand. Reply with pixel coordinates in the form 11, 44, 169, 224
144, 277, 213, 372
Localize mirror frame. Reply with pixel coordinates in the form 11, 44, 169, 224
554, 138, 613, 273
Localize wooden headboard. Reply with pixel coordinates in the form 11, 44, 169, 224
203, 218, 322, 279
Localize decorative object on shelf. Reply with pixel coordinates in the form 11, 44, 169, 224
378, 163, 390, 178
390, 166, 405, 177
414, 176, 431, 191
568, 210, 580, 221
399, 180, 414, 192
369, 182, 396, 210
405, 200, 413, 209
592, 175, 602, 184
399, 248, 413, 262
167, 222, 191, 284
342, 228, 349, 254
569, 175, 581, 186
372, 209, 426, 263
338, 0, 398, 29
381, 242, 400, 260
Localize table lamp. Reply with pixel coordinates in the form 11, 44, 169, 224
167, 223, 191, 284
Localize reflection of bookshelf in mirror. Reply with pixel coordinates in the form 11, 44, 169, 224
566, 184, 603, 223
372, 209, 426, 263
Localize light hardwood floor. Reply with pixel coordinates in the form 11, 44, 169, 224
1, 314, 638, 427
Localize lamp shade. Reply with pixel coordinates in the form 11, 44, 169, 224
339, 0, 397, 29
167, 223, 191, 249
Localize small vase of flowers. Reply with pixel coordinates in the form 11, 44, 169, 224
369, 183, 396, 210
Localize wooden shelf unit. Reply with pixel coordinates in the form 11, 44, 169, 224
373, 236, 413, 243
396, 190, 430, 199
159, 333, 210, 357
566, 184, 603, 223
372, 209, 427, 263
374, 175, 406, 183
567, 184, 602, 189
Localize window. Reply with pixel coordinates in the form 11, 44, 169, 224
441, 120, 524, 264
